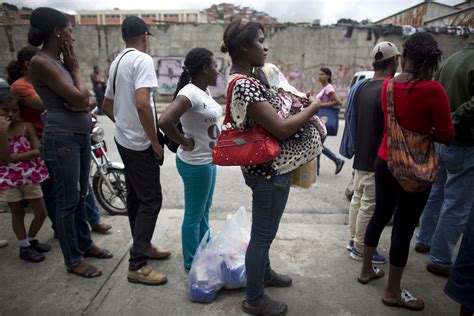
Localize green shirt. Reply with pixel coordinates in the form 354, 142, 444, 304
435, 43, 474, 146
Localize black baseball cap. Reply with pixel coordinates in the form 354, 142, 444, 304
122, 16, 153, 39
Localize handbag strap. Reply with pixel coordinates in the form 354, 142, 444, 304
223, 75, 258, 125
112, 49, 135, 94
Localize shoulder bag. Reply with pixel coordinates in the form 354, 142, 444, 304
212, 76, 280, 166
386, 79, 438, 192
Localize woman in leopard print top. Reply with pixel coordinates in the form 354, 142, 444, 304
221, 18, 322, 315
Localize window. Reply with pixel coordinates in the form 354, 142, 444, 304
186, 13, 197, 22
163, 14, 178, 18
20, 14, 30, 20
105, 14, 119, 18
141, 14, 156, 18
81, 14, 97, 19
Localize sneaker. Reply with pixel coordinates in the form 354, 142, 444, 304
127, 264, 167, 285
372, 250, 387, 264
346, 240, 354, 251
350, 247, 364, 261
335, 160, 345, 175
0, 240, 7, 248
19, 246, 45, 263
350, 247, 386, 264
29, 239, 51, 253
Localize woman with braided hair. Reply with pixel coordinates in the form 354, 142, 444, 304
357, 33, 454, 311
158, 47, 222, 271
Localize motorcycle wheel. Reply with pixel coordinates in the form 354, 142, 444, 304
93, 167, 127, 216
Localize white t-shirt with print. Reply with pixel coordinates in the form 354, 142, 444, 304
105, 48, 158, 151
176, 83, 223, 165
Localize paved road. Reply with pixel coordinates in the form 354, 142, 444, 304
0, 114, 458, 315
97, 114, 353, 216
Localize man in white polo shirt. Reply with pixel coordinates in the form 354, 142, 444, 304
103, 16, 170, 286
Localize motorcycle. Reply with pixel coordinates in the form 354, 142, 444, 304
90, 121, 127, 215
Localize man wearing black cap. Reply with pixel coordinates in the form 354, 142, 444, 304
103, 16, 171, 286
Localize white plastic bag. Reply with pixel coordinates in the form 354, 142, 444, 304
188, 207, 251, 302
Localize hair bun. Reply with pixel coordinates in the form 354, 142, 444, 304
28, 27, 46, 47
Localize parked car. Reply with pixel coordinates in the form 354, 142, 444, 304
0, 77, 10, 94
349, 71, 374, 88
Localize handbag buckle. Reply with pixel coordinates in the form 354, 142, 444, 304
234, 138, 247, 145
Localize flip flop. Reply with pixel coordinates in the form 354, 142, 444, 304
382, 289, 425, 311
84, 248, 113, 259
242, 294, 288, 315
357, 266, 385, 284
67, 263, 103, 278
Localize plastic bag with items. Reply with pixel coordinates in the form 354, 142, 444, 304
188, 207, 251, 302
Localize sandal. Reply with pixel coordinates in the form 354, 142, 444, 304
84, 246, 113, 259
357, 266, 385, 284
382, 289, 425, 311
242, 294, 288, 315
67, 262, 103, 278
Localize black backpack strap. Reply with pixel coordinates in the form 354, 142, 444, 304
112, 49, 135, 94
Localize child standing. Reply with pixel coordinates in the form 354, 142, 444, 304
0, 93, 50, 262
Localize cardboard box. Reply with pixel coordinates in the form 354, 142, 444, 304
291, 159, 317, 189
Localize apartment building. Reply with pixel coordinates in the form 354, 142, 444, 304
77, 9, 208, 25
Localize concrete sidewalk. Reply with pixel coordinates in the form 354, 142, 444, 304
0, 209, 457, 315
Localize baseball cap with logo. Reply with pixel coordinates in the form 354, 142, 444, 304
122, 16, 153, 39
372, 41, 400, 62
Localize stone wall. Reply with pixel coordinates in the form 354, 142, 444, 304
0, 24, 469, 101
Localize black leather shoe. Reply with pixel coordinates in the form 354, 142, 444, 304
427, 263, 450, 277
19, 246, 45, 263
264, 270, 292, 287
29, 239, 51, 253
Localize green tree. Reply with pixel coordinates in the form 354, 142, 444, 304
337, 18, 359, 25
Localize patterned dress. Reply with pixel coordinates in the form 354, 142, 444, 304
0, 133, 49, 189
228, 74, 322, 177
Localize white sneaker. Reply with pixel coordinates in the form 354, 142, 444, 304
0, 240, 8, 248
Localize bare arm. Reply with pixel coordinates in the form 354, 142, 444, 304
247, 99, 320, 141
102, 97, 115, 122
30, 45, 90, 111
0, 116, 11, 165
10, 123, 40, 162
135, 88, 163, 159
23, 95, 46, 111
158, 96, 194, 150
320, 91, 342, 108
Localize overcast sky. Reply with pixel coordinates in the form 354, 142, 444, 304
9, 0, 462, 24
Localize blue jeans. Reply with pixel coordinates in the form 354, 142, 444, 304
444, 202, 474, 310
43, 178, 101, 228
176, 156, 216, 270
41, 129, 93, 268
418, 144, 474, 267
85, 184, 100, 225
317, 138, 342, 173
243, 172, 291, 305
416, 144, 445, 246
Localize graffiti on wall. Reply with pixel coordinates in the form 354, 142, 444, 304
110, 51, 369, 99
152, 56, 231, 97
274, 61, 371, 99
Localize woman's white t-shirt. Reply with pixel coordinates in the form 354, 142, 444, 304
176, 83, 223, 165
